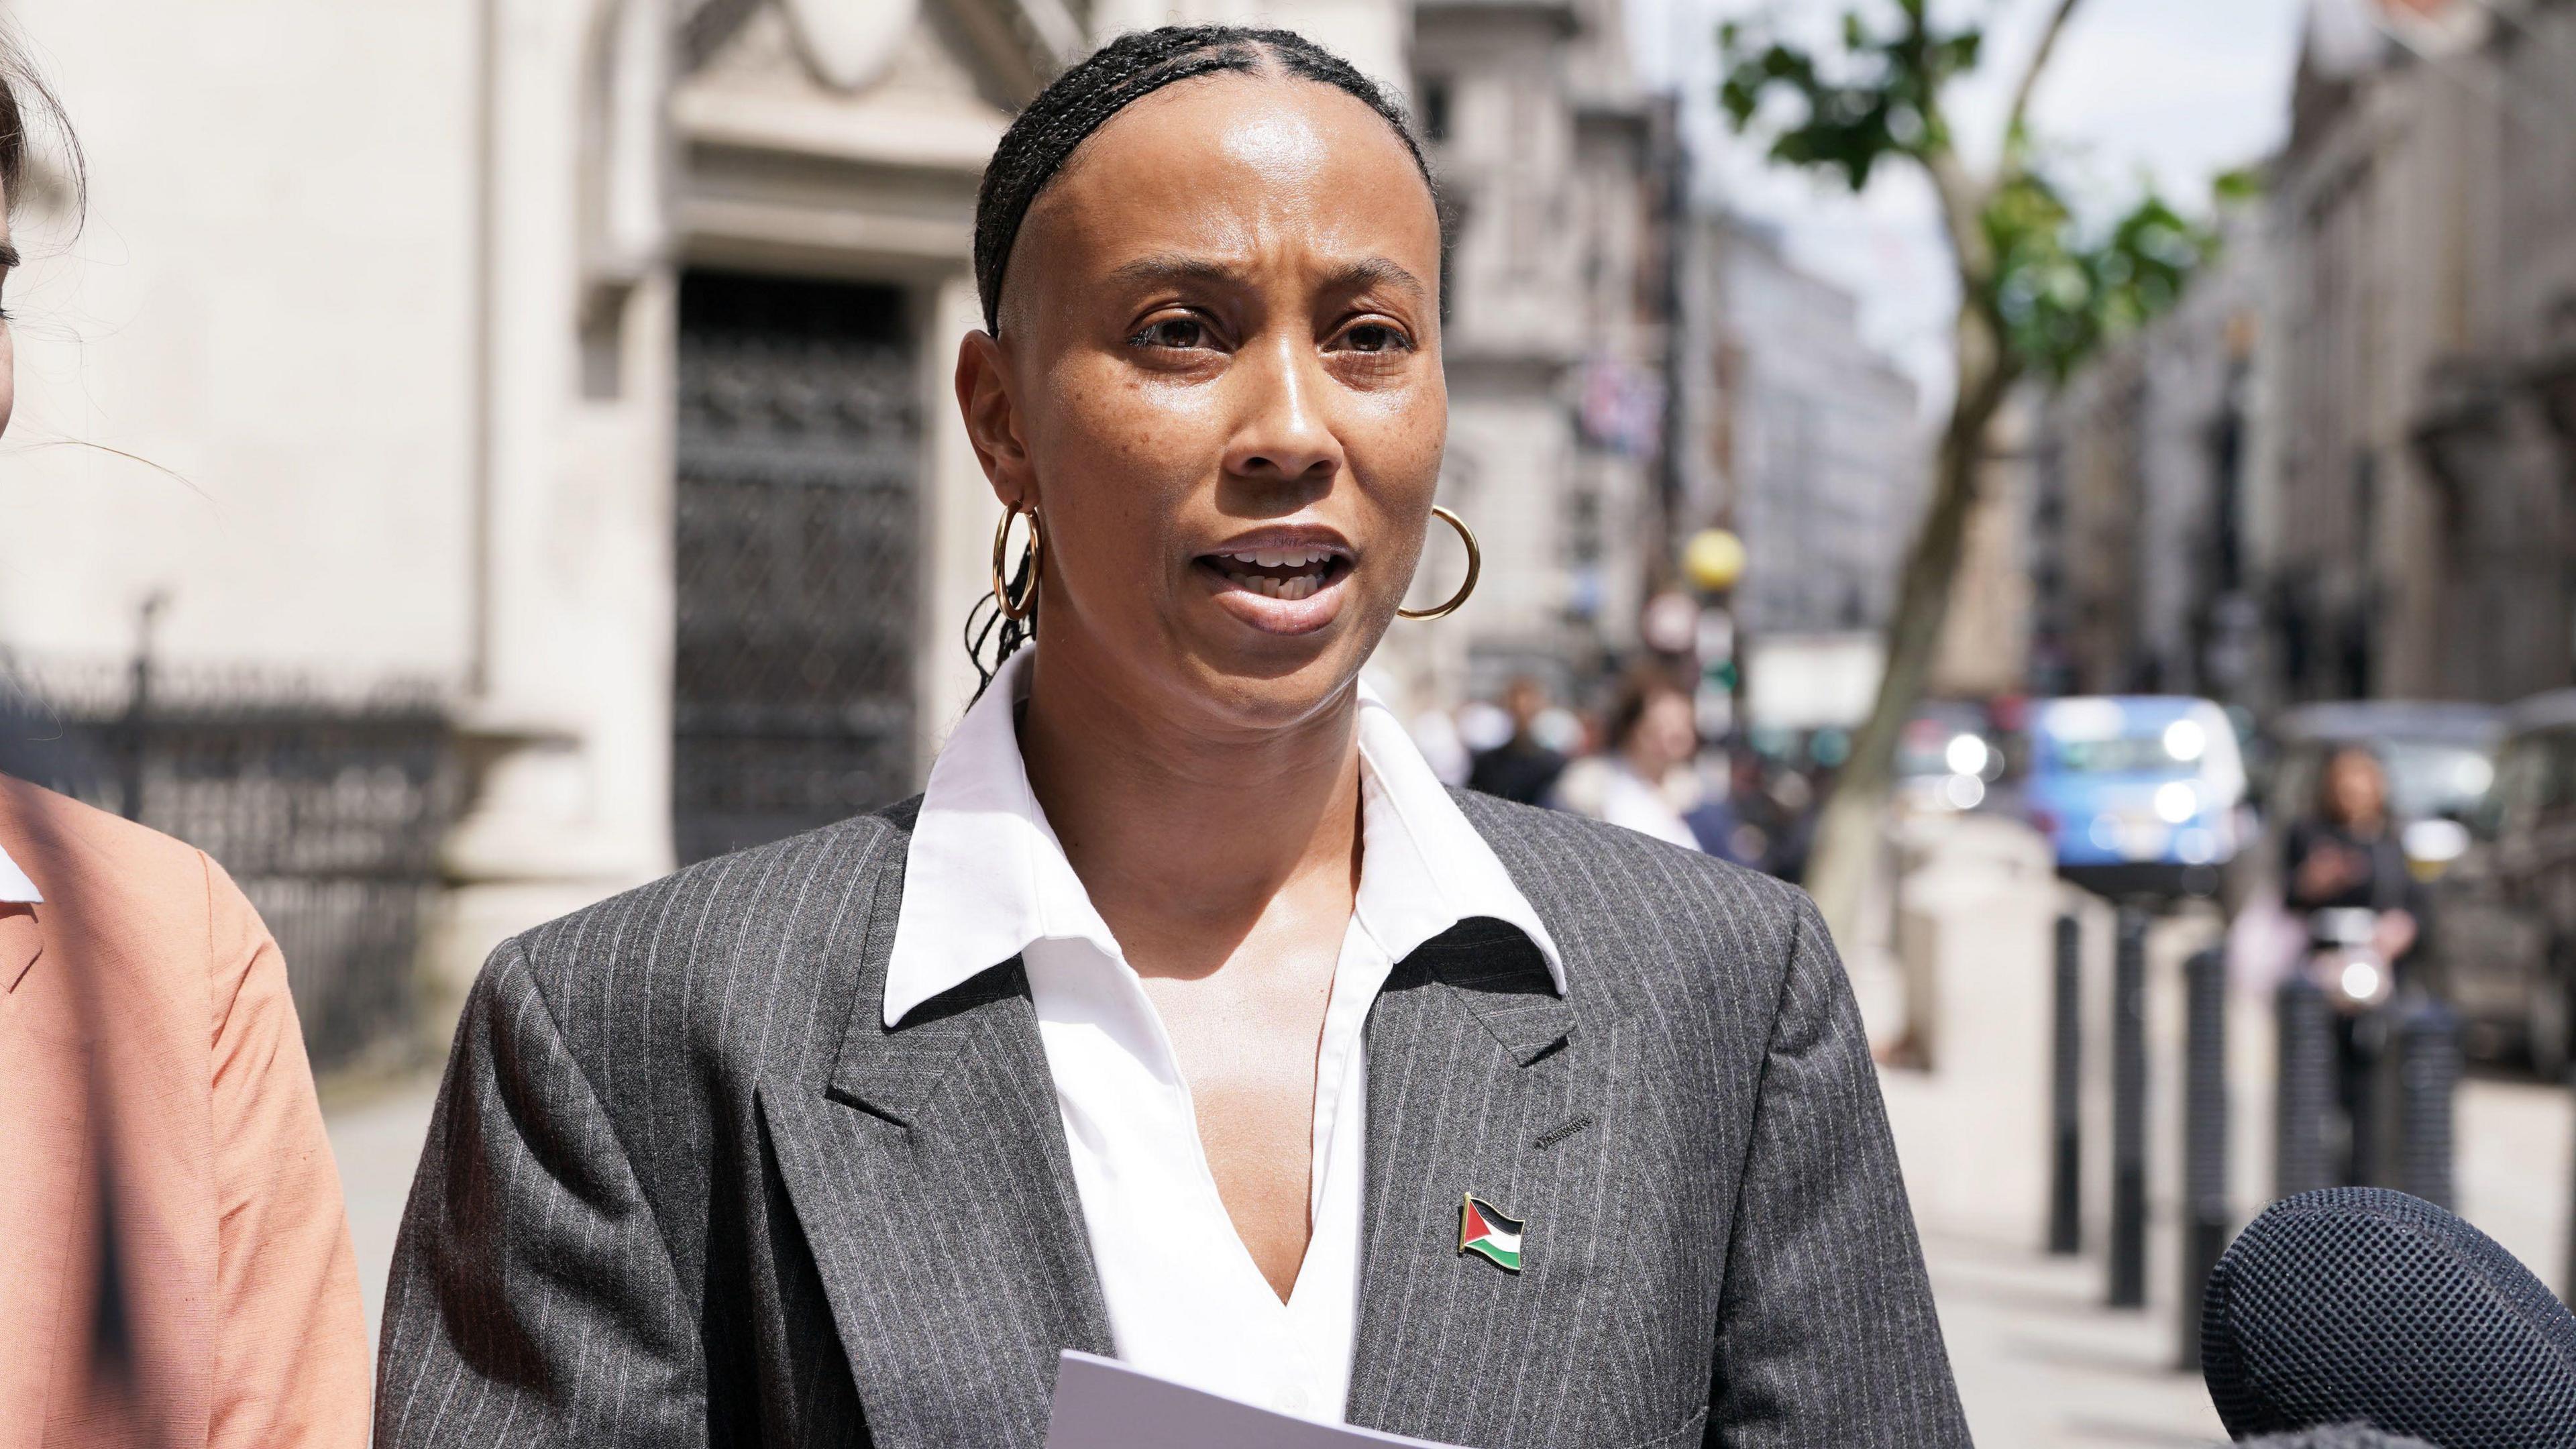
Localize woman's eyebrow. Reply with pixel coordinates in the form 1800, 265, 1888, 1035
1322, 257, 1426, 304
1107, 254, 1244, 291
1104, 252, 1427, 304
0, 241, 19, 271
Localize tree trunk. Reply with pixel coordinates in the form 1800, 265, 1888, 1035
1803, 314, 2019, 951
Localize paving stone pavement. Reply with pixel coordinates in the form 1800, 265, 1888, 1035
327, 1073, 441, 1364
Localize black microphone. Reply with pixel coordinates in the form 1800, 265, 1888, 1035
2200, 1187, 2576, 1448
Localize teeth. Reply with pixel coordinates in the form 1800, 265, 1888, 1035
1228, 572, 1323, 601
1209, 547, 1338, 602
1222, 547, 1333, 569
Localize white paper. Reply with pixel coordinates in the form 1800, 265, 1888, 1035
1043, 1352, 1472, 1449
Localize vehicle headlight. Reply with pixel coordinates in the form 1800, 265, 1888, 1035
1944, 733, 1989, 777
2153, 780, 2199, 824
2163, 718, 2207, 762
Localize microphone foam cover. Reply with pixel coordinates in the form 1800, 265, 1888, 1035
2201, 1188, 2576, 1448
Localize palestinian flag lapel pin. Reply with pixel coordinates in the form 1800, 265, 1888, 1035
1458, 1193, 1525, 1273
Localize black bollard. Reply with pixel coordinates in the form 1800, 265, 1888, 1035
2275, 972, 2335, 1199
2178, 946, 2229, 1368
2049, 912, 2083, 1256
2108, 904, 2149, 1309
2350, 1007, 2388, 1187
2383, 993, 2459, 1210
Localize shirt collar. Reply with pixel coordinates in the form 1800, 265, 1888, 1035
0, 841, 41, 904
1348, 679, 1564, 991
884, 651, 1563, 1029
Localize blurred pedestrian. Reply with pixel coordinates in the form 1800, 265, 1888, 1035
1766, 757, 1829, 884
1464, 674, 1568, 804
0, 43, 369, 1449
2285, 745, 2428, 1185
1554, 670, 1703, 851
2285, 745, 2421, 965
1680, 747, 1760, 865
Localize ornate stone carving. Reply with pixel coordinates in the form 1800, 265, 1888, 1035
782, 0, 921, 91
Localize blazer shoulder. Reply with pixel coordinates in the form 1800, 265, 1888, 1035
0, 770, 237, 952
1, 769, 207, 881
1449, 786, 1813, 922
1447, 786, 1821, 991
496, 799, 919, 1023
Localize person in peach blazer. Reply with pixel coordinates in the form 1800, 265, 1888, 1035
0, 42, 368, 1449
0, 774, 370, 1448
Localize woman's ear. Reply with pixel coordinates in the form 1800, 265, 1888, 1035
955, 329, 1034, 506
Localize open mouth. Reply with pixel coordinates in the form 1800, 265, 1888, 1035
1192, 537, 1356, 637
1197, 547, 1352, 602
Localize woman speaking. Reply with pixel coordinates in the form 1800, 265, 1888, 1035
377, 27, 1966, 1448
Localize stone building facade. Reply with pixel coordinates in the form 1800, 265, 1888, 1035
2269, 0, 2576, 704
0, 0, 1411, 1006
1703, 219, 1925, 639
2025, 213, 2267, 702
2025, 0, 2576, 714
1403, 0, 1666, 711
0, 0, 1678, 1048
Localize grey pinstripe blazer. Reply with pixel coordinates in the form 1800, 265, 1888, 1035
374, 791, 1969, 1448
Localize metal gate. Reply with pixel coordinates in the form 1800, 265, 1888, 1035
672, 270, 920, 865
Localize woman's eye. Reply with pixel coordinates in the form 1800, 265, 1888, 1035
1132, 316, 1209, 350
1341, 323, 1409, 354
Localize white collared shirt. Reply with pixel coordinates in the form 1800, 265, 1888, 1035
886, 651, 1562, 1423
0, 842, 40, 903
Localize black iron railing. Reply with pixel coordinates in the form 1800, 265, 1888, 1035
1, 661, 456, 1073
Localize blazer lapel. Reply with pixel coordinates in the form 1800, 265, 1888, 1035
758, 853, 1112, 1449
1345, 918, 1623, 1448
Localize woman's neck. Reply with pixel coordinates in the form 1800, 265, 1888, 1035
1014, 645, 1363, 977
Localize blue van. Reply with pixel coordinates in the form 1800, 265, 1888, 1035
2027, 696, 2248, 899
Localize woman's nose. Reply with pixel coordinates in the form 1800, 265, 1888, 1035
1222, 335, 1344, 488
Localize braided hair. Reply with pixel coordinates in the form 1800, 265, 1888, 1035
963, 25, 1442, 693
974, 25, 1436, 333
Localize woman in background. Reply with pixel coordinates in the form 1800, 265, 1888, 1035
2283, 745, 2426, 1183
1552, 670, 1705, 850
2284, 745, 2421, 963
0, 38, 370, 1448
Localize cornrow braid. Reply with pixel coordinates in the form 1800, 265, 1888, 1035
971, 24, 1437, 334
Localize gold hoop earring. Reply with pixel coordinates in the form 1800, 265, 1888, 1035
1399, 505, 1480, 621
991, 504, 1043, 621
